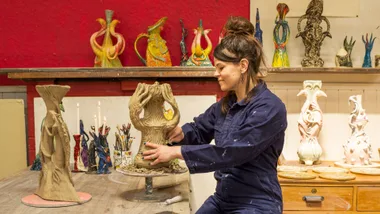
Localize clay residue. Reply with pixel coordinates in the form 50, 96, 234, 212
119, 160, 187, 175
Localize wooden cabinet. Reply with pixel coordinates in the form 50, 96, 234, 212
280, 163, 380, 213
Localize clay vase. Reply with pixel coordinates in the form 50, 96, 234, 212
129, 82, 180, 169
35, 85, 80, 202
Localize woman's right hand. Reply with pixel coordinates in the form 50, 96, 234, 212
168, 126, 184, 143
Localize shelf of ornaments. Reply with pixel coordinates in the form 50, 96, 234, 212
3, 66, 380, 83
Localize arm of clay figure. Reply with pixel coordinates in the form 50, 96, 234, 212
129, 83, 151, 130
161, 84, 180, 130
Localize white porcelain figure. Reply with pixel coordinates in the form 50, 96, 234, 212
297, 80, 327, 166
342, 95, 372, 166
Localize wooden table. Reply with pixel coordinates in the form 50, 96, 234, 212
0, 168, 190, 214
280, 161, 380, 214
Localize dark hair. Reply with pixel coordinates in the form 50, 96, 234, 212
214, 16, 266, 114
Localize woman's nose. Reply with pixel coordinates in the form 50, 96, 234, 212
214, 70, 220, 78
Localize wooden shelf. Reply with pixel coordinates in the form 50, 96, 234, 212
2, 66, 380, 83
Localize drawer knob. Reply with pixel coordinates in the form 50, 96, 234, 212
302, 196, 324, 202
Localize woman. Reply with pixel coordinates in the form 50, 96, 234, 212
143, 16, 287, 214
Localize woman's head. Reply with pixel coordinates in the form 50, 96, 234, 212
214, 16, 266, 94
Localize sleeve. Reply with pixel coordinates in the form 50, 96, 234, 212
178, 102, 220, 145
181, 103, 287, 174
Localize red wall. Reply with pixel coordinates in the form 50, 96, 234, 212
0, 0, 249, 85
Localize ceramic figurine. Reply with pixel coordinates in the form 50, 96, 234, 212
343, 36, 356, 67
90, 10, 125, 68
72, 134, 82, 172
35, 85, 80, 202
134, 17, 172, 66
335, 47, 350, 67
114, 123, 134, 169
79, 120, 89, 170
342, 95, 373, 166
296, 0, 332, 67
362, 33, 376, 68
375, 55, 380, 67
87, 127, 98, 174
97, 124, 112, 174
179, 19, 189, 66
272, 3, 290, 67
186, 20, 213, 66
129, 82, 180, 169
255, 8, 263, 45
297, 80, 327, 166
30, 153, 42, 171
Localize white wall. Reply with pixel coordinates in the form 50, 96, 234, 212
250, 0, 380, 68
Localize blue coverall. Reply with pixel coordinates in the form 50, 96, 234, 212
180, 81, 287, 214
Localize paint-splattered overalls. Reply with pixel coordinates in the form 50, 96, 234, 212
180, 81, 287, 214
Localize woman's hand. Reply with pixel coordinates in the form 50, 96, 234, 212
143, 142, 183, 166
167, 126, 184, 143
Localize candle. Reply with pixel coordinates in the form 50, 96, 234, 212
94, 115, 98, 136
102, 116, 107, 135
97, 101, 101, 126
77, 103, 80, 135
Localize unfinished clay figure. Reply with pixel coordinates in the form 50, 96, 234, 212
297, 80, 327, 165
129, 82, 180, 169
35, 85, 80, 202
343, 95, 373, 165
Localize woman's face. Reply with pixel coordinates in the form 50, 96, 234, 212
214, 58, 242, 92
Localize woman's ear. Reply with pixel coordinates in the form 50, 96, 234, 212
240, 58, 249, 74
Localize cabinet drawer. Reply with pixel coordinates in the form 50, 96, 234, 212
282, 186, 353, 211
357, 187, 380, 211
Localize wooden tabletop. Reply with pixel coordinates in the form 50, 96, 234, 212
0, 168, 190, 214
279, 161, 380, 185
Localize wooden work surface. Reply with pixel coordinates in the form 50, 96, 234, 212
0, 168, 190, 214
279, 161, 380, 213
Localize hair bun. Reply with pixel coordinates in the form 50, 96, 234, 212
223, 16, 255, 37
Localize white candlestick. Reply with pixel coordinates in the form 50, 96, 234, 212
94, 115, 98, 136
102, 116, 107, 135
77, 103, 80, 135
97, 101, 101, 126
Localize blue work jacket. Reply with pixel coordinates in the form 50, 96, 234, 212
180, 81, 287, 212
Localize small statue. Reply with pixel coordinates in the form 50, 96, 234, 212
296, 0, 331, 67
186, 20, 213, 66
90, 10, 125, 68
129, 82, 180, 169
134, 17, 172, 66
114, 123, 134, 168
77, 120, 89, 171
272, 3, 290, 67
376, 55, 380, 67
362, 33, 376, 68
342, 95, 373, 166
255, 8, 263, 45
297, 80, 327, 166
87, 128, 98, 174
35, 85, 80, 202
343, 36, 356, 67
96, 125, 112, 174
179, 19, 189, 66
335, 47, 350, 67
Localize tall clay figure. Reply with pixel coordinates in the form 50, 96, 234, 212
272, 3, 290, 67
362, 33, 376, 68
344, 36, 356, 67
186, 20, 213, 66
90, 10, 125, 68
297, 80, 327, 166
179, 19, 189, 66
35, 85, 80, 202
129, 82, 180, 169
296, 0, 331, 67
342, 95, 373, 166
255, 8, 263, 45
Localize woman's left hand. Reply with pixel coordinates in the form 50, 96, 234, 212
143, 142, 183, 166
